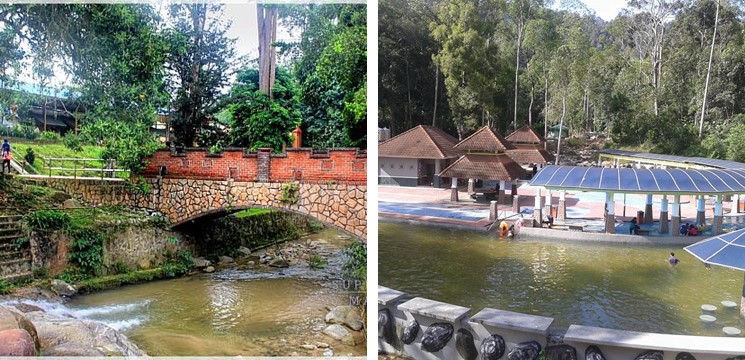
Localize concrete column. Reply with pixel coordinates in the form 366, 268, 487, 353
660, 196, 669, 234
644, 194, 653, 224
451, 177, 459, 202
434, 160, 442, 188
614, 159, 619, 168
714, 194, 723, 234
557, 190, 567, 221
544, 189, 553, 219
510, 183, 518, 203
513, 194, 521, 214
605, 192, 616, 233
534, 188, 543, 223
731, 194, 740, 215
468, 178, 475, 194
489, 200, 498, 221
257, 147, 272, 182
697, 196, 706, 225
498, 180, 506, 204
671, 195, 681, 237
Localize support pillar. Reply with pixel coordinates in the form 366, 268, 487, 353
714, 194, 723, 234
731, 194, 740, 215
557, 190, 567, 221
660, 196, 669, 234
434, 160, 442, 188
513, 194, 520, 214
498, 180, 506, 204
534, 188, 543, 224
644, 194, 653, 224
544, 189, 553, 219
468, 178, 475, 194
671, 195, 681, 237
451, 177, 459, 202
697, 196, 706, 225
510, 183, 518, 203
605, 192, 616, 233
741, 273, 745, 318
489, 201, 498, 221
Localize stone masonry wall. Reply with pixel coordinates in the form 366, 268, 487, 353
24, 178, 367, 239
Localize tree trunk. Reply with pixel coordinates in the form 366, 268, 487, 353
513, 28, 523, 132
544, 76, 548, 150
528, 84, 534, 126
555, 91, 566, 166
433, 60, 439, 127
43, 96, 47, 132
258, 4, 277, 97
406, 60, 412, 130
699, 0, 719, 138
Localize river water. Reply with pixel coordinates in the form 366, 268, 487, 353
379, 222, 745, 337
8, 229, 366, 356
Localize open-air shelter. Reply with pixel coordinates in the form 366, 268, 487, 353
505, 125, 554, 169
529, 165, 745, 234
439, 126, 526, 203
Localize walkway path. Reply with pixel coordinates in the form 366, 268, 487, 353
379, 185, 745, 238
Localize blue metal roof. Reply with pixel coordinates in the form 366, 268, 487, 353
529, 165, 745, 194
599, 149, 745, 169
685, 228, 745, 271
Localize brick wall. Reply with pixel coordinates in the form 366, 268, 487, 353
141, 148, 366, 184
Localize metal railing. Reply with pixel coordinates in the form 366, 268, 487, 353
40, 157, 129, 179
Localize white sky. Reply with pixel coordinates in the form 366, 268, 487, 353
557, 0, 627, 21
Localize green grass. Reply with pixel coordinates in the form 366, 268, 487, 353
10, 139, 127, 178
232, 208, 272, 218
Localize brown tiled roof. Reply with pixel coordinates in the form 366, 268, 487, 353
506, 145, 554, 165
454, 126, 516, 152
378, 125, 461, 159
505, 125, 546, 144
438, 154, 526, 181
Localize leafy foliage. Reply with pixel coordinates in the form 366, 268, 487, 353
63, 134, 84, 152
23, 210, 71, 232
23, 148, 35, 165
343, 240, 366, 283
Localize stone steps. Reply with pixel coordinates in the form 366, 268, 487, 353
0, 271, 32, 284
0, 258, 31, 278
0, 250, 23, 261
0, 216, 32, 283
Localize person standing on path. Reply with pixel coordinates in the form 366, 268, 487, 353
1, 139, 11, 174
668, 252, 680, 267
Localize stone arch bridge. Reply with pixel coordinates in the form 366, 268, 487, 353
22, 148, 367, 239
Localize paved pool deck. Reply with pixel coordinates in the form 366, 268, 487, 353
378, 185, 745, 242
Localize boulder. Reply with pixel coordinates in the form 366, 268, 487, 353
545, 345, 577, 360
50, 280, 76, 297
203, 266, 215, 273
481, 334, 506, 360
456, 328, 478, 360
400, 319, 419, 344
268, 258, 289, 268
0, 329, 37, 355
218, 256, 234, 264
324, 306, 363, 331
322, 324, 355, 346
507, 341, 542, 360
192, 257, 211, 269
237, 247, 252, 256
24, 311, 145, 356
62, 198, 82, 209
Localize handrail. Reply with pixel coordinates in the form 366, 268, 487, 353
38, 156, 129, 180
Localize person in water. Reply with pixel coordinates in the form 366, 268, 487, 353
668, 252, 680, 266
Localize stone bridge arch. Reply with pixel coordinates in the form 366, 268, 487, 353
22, 147, 367, 239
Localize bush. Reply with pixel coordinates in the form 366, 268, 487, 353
9, 124, 38, 140
63, 134, 84, 152
57, 267, 92, 283
39, 131, 62, 141
24, 148, 35, 165
0, 278, 13, 295
343, 240, 366, 283
68, 228, 104, 276
24, 210, 71, 232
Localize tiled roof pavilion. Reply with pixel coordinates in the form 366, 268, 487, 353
454, 126, 515, 152
441, 126, 526, 181
378, 125, 461, 159
505, 124, 546, 144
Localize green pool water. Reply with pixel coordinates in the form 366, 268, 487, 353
379, 222, 745, 336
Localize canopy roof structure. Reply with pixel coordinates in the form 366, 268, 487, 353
684, 228, 745, 271
599, 149, 745, 170
530, 165, 745, 195
439, 154, 526, 181
378, 125, 462, 159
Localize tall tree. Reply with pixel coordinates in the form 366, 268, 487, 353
257, 4, 278, 97
699, 0, 720, 138
164, 3, 236, 146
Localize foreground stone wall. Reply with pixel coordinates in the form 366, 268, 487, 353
378, 286, 745, 360
23, 178, 367, 239
30, 221, 187, 276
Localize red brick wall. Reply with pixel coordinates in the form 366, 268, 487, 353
141, 148, 366, 184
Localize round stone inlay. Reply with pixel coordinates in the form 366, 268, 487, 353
700, 315, 716, 323
701, 304, 717, 312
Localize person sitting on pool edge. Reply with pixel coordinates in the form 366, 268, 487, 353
668, 252, 680, 266
679, 223, 689, 236
630, 217, 640, 235
688, 223, 698, 236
